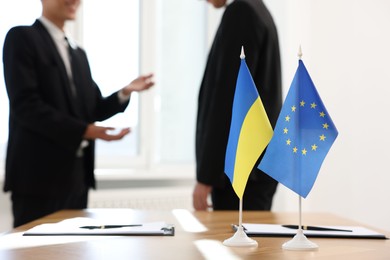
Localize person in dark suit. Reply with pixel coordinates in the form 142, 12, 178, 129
193, 0, 282, 210
2, 0, 154, 227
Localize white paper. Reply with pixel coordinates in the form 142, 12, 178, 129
241, 223, 387, 239
23, 217, 173, 236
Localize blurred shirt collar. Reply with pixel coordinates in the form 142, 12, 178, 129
39, 16, 67, 43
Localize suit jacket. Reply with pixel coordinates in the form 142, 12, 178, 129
2, 20, 129, 197
196, 0, 282, 187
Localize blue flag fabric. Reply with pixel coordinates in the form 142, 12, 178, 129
225, 56, 273, 199
258, 60, 338, 198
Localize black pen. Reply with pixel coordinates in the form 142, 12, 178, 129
80, 224, 142, 230
282, 225, 352, 232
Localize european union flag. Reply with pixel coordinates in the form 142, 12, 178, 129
258, 59, 338, 198
225, 49, 273, 200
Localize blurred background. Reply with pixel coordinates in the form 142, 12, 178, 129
1, 0, 389, 233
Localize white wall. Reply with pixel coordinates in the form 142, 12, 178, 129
0, 192, 11, 233
155, 0, 206, 162
265, 0, 390, 232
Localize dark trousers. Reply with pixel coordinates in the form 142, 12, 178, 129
212, 173, 278, 210
11, 157, 88, 227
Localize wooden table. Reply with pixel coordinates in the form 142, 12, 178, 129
0, 209, 388, 259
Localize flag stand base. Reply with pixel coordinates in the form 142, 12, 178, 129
223, 226, 258, 247
282, 229, 318, 250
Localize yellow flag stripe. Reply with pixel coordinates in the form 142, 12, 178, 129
232, 97, 273, 199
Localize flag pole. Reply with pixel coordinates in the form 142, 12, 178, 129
239, 197, 243, 227
258, 44, 337, 248
299, 195, 302, 230
223, 45, 269, 247
223, 198, 258, 247
282, 195, 318, 250
280, 45, 319, 251
298, 45, 303, 234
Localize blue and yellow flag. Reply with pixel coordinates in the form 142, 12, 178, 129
258, 59, 338, 198
225, 49, 273, 200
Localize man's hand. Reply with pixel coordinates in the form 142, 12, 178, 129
121, 73, 154, 96
84, 124, 131, 141
192, 182, 213, 210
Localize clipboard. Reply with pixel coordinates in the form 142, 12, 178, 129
23, 218, 175, 236
233, 223, 387, 239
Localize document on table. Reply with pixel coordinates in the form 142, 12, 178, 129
234, 223, 387, 239
23, 218, 174, 236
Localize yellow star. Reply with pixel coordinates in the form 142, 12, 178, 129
302, 149, 307, 155
286, 139, 291, 145
320, 134, 326, 141
300, 100, 305, 107
293, 147, 298, 153
311, 144, 318, 151
311, 102, 317, 109
291, 106, 296, 112
283, 128, 288, 134
320, 111, 326, 117
285, 115, 290, 122
323, 123, 329, 129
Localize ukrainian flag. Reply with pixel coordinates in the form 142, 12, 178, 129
225, 48, 273, 200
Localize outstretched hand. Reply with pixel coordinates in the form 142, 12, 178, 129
84, 124, 131, 141
121, 73, 154, 96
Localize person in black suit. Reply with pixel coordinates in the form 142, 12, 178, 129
193, 0, 282, 210
2, 0, 154, 227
